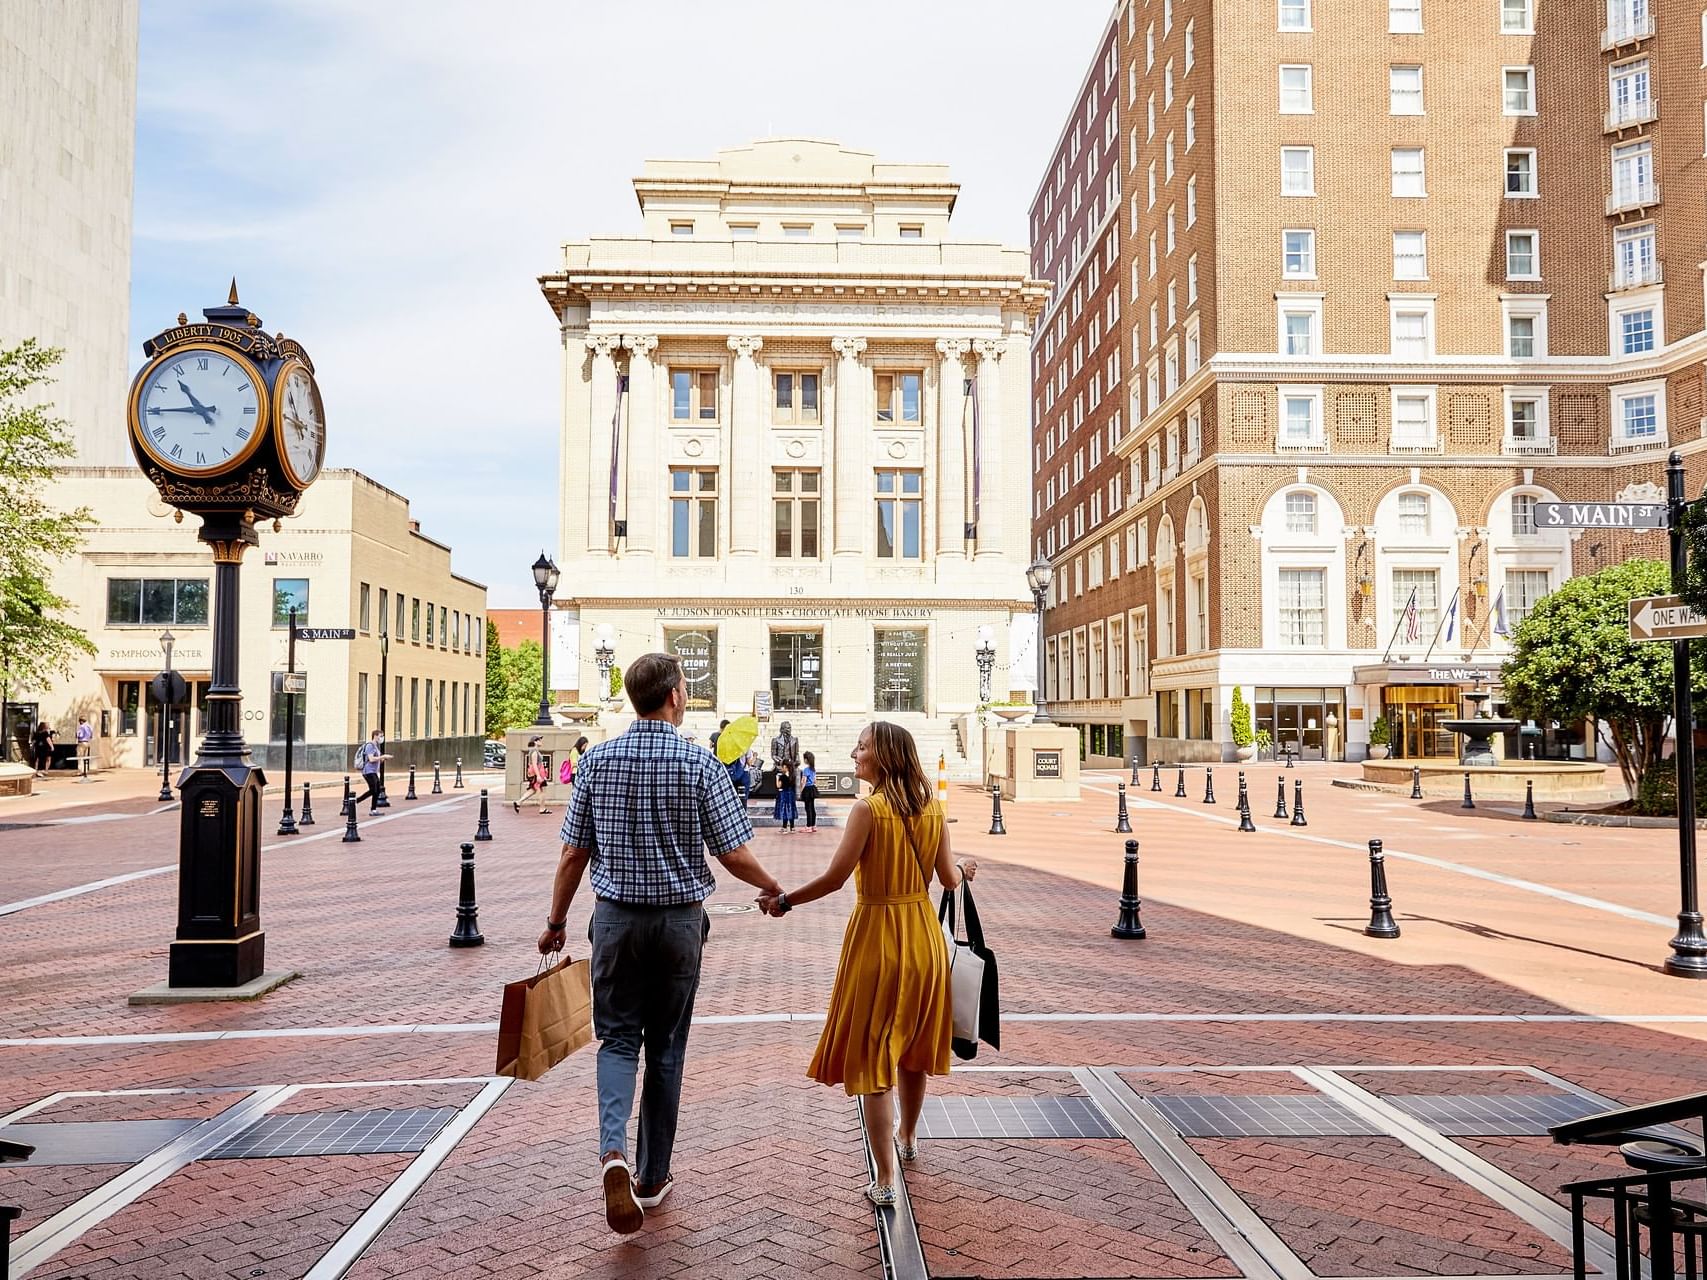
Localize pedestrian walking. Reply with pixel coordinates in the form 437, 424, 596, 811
801, 750, 819, 833
536, 653, 784, 1235
352, 729, 390, 813
559, 735, 590, 788
30, 722, 54, 777
760, 721, 977, 1207
515, 735, 553, 815
773, 759, 798, 832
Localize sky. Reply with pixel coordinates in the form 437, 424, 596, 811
130, 0, 1112, 606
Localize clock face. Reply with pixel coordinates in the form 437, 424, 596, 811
276, 363, 326, 488
135, 347, 265, 474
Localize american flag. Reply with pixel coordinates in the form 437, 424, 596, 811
1402, 588, 1421, 643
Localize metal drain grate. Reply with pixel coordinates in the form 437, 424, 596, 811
1149, 1095, 1382, 1138
916, 1095, 1119, 1140
1385, 1093, 1614, 1136
0, 1119, 200, 1165
206, 1107, 457, 1159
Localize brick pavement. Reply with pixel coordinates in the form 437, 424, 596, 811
4, 772, 1707, 1277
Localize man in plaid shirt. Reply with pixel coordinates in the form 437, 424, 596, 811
538, 652, 782, 1235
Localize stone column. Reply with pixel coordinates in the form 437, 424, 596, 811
584, 335, 622, 554
621, 334, 658, 558
971, 338, 1004, 560
934, 338, 970, 562
727, 335, 764, 559
831, 336, 868, 558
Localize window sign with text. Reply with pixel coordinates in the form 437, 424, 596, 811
665, 628, 719, 711
873, 628, 927, 713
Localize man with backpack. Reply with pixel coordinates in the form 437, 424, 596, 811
353, 729, 390, 814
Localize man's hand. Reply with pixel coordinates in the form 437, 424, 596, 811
537, 924, 566, 955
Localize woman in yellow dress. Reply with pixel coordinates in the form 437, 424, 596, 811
762, 721, 977, 1205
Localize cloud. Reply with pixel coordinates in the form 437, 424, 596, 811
131, 0, 1111, 605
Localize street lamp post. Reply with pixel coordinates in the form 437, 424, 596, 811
975, 625, 996, 706
531, 552, 560, 728
1025, 559, 1054, 724
374, 625, 390, 808
157, 629, 176, 801
594, 624, 616, 704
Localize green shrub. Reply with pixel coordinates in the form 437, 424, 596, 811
1230, 686, 1253, 748
1369, 715, 1392, 746
1635, 758, 1707, 817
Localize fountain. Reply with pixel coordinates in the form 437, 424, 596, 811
1439, 691, 1521, 767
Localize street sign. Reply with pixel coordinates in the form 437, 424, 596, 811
1534, 501, 1669, 530
149, 671, 189, 705
272, 671, 308, 695
294, 627, 356, 642
1629, 595, 1707, 643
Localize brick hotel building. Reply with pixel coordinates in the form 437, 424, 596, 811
1032, 0, 1705, 765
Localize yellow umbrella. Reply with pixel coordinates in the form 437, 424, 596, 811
715, 715, 760, 764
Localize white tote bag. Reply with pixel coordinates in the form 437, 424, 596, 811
941, 897, 984, 1045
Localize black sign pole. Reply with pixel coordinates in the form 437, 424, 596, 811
277, 609, 298, 836
1666, 451, 1707, 977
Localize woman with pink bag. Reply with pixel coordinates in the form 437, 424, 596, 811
514, 735, 554, 816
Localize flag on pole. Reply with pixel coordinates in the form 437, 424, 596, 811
968, 374, 982, 536
1491, 587, 1509, 637
1442, 594, 1458, 643
609, 373, 628, 529
1403, 588, 1421, 643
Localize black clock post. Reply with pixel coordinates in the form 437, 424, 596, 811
126, 284, 326, 1000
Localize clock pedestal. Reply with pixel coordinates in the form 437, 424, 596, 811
168, 514, 267, 988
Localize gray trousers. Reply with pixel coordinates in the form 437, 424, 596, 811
589, 898, 708, 1184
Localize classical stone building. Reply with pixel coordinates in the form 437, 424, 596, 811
1033, 0, 1702, 765
540, 140, 1047, 766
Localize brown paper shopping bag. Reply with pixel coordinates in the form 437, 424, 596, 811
496, 953, 594, 1081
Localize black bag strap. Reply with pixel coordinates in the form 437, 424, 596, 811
938, 885, 957, 937
958, 878, 986, 950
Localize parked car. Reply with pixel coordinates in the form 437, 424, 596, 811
483, 740, 506, 769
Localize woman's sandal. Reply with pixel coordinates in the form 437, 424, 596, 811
897, 1139, 919, 1162
865, 1182, 898, 1207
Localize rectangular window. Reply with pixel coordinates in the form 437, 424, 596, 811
1389, 0, 1422, 32
357, 673, 369, 736
1505, 149, 1536, 197
1390, 65, 1423, 114
1392, 309, 1430, 358
1506, 230, 1539, 279
1393, 230, 1427, 279
669, 220, 693, 236
670, 368, 718, 422
773, 469, 821, 559
670, 468, 719, 558
782, 223, 811, 238
1392, 569, 1439, 640
1503, 66, 1535, 114
1622, 391, 1659, 437
1611, 140, 1653, 207
378, 588, 389, 638
1397, 492, 1430, 537
1280, 389, 1322, 444
1512, 493, 1538, 536
1279, 64, 1313, 112
1281, 146, 1315, 195
272, 578, 310, 628
439, 606, 447, 649
411, 598, 421, 641
358, 583, 371, 633
898, 224, 923, 238
1508, 313, 1537, 358
395, 596, 405, 645
1506, 569, 1550, 629
1285, 491, 1317, 534
1609, 58, 1651, 126
874, 628, 927, 712
426, 602, 435, 645
1391, 147, 1426, 196
836, 224, 864, 239
1392, 392, 1434, 445
1509, 396, 1542, 441
1282, 309, 1317, 356
874, 371, 923, 425
729, 223, 758, 237
1620, 307, 1656, 354
394, 675, 402, 738
1283, 228, 1315, 277
773, 370, 821, 425
117, 680, 140, 735
104, 578, 209, 626
875, 470, 923, 560
1502, 0, 1532, 31
1614, 223, 1657, 287
1280, 0, 1310, 28
1278, 568, 1326, 646
268, 684, 307, 746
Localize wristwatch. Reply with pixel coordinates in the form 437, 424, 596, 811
545, 917, 566, 931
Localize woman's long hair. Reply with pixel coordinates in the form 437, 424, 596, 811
866, 721, 932, 819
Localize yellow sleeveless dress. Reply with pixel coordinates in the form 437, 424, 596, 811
807, 792, 953, 1095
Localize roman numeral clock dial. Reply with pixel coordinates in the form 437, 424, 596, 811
134, 346, 265, 474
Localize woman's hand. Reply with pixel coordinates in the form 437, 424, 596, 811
957, 858, 978, 883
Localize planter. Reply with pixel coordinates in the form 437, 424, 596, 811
1367, 744, 1390, 760
1234, 744, 1257, 763
556, 705, 601, 725
992, 707, 1032, 723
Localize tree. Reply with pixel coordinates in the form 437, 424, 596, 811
1229, 686, 1253, 748
484, 618, 507, 736
491, 640, 544, 733
1500, 559, 1704, 796
0, 340, 95, 757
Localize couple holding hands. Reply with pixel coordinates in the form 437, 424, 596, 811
536, 652, 976, 1236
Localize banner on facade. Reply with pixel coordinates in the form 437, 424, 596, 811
549, 608, 579, 696
1008, 613, 1036, 692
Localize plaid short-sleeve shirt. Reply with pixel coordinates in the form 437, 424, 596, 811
559, 718, 753, 906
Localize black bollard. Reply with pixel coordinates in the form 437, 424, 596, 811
300, 780, 316, 827
431, 760, 443, 794
454, 757, 465, 789
1115, 783, 1132, 833
1274, 775, 1289, 820
988, 785, 1007, 836
1522, 778, 1537, 820
1290, 778, 1307, 826
1410, 765, 1423, 800
342, 795, 361, 843
1110, 839, 1147, 939
448, 842, 485, 947
475, 788, 493, 841
1131, 758, 1141, 787
405, 765, 418, 800
374, 765, 390, 810
1364, 839, 1401, 938
1203, 767, 1216, 805
1461, 771, 1475, 810
1175, 766, 1186, 797
1151, 762, 1162, 792
1285, 742, 1296, 768
341, 774, 353, 818
1238, 772, 1256, 832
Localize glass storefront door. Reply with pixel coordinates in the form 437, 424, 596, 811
1383, 686, 1461, 759
1257, 687, 1346, 760
770, 631, 823, 713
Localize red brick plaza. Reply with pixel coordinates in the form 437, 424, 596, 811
2, 763, 1705, 1279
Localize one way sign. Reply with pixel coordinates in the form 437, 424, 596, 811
1629, 595, 1707, 643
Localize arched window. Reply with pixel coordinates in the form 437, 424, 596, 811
1397, 491, 1429, 537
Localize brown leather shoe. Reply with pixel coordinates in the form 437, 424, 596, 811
634, 1176, 673, 1209
601, 1151, 643, 1234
